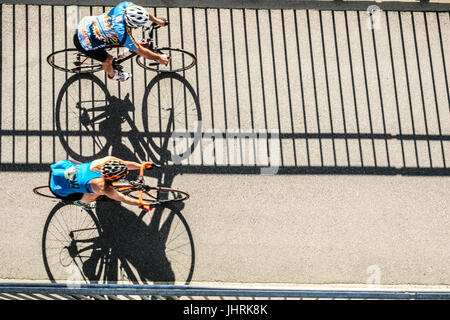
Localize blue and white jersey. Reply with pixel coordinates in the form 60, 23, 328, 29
77, 1, 139, 51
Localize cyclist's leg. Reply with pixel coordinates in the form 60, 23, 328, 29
63, 193, 85, 202
80, 193, 101, 204
73, 33, 131, 81
99, 53, 131, 81
52, 192, 95, 209
102, 56, 115, 78
49, 187, 84, 203
73, 33, 113, 76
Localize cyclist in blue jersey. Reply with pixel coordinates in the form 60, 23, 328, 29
49, 156, 153, 210
74, 1, 169, 81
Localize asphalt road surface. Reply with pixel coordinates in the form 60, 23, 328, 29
0, 3, 449, 288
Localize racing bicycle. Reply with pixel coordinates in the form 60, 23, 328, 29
33, 162, 189, 208
35, 162, 193, 290
47, 22, 196, 74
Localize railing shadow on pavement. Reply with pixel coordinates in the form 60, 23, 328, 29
1, 6, 449, 177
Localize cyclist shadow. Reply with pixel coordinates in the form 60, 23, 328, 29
98, 94, 157, 165
96, 94, 179, 184
91, 199, 194, 284
55, 72, 201, 170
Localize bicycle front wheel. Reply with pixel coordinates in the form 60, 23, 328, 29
136, 48, 196, 73
47, 48, 103, 74
122, 186, 190, 204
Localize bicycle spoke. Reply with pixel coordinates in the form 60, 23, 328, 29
80, 121, 106, 151
43, 203, 104, 284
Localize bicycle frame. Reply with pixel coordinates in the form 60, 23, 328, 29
74, 93, 159, 163
34, 162, 157, 207
112, 162, 155, 209
91, 22, 165, 72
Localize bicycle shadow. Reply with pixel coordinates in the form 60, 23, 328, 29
41, 197, 194, 286
54, 72, 202, 168
93, 199, 194, 284
43, 72, 200, 286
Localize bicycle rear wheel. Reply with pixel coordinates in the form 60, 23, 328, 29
136, 48, 196, 73
55, 73, 112, 162
122, 186, 190, 204
47, 48, 103, 74
33, 185, 60, 200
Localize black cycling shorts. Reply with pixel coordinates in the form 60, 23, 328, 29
73, 33, 110, 63
48, 170, 84, 202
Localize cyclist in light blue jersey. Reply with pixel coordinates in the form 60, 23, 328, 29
49, 156, 153, 210
74, 1, 169, 81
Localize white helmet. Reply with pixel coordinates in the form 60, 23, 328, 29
124, 5, 149, 28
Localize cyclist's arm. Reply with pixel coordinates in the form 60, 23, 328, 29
103, 185, 142, 207
134, 45, 166, 62
123, 20, 168, 64
121, 160, 142, 170
148, 13, 166, 27
90, 179, 145, 207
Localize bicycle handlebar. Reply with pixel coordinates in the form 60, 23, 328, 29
144, 21, 169, 33
152, 20, 169, 28
140, 21, 169, 52
137, 162, 161, 210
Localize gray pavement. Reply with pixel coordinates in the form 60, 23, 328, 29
0, 3, 449, 287
3, 0, 450, 12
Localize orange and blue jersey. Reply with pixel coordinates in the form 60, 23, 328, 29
77, 1, 139, 51
50, 160, 103, 197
